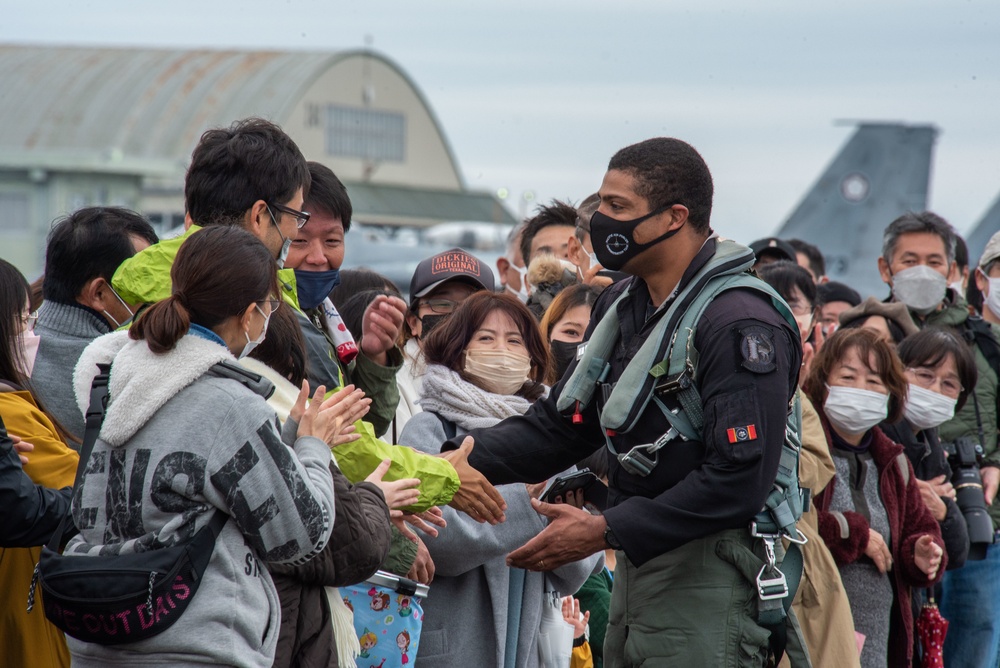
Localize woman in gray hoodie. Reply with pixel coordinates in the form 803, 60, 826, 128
65, 227, 353, 668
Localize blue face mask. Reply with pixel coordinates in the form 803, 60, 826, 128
294, 269, 342, 310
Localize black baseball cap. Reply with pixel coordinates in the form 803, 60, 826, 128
749, 237, 797, 264
409, 248, 495, 305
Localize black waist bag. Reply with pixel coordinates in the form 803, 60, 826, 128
27, 363, 228, 645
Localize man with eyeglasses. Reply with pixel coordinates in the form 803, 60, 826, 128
113, 118, 313, 306
393, 248, 495, 440
877, 211, 1000, 668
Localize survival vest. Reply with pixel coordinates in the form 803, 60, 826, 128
557, 239, 808, 655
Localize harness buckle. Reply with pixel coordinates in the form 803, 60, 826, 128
618, 446, 658, 477
756, 566, 788, 601
654, 370, 692, 396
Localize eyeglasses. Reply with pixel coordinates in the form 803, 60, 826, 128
908, 367, 963, 399
21, 311, 38, 329
785, 299, 814, 318
258, 298, 282, 314
267, 202, 311, 229
420, 299, 460, 314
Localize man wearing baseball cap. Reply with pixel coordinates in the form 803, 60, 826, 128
976, 231, 1000, 326
391, 248, 495, 440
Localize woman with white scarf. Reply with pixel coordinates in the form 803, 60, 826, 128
399, 291, 602, 668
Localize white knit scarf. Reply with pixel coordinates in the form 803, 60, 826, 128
418, 363, 533, 430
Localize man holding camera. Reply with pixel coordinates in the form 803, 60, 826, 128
878, 211, 1000, 668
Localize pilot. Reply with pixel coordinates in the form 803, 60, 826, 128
442, 137, 804, 667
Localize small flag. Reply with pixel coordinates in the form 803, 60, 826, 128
727, 424, 758, 443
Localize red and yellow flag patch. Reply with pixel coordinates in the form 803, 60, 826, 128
727, 424, 758, 443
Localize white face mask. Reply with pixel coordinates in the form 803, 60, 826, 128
981, 271, 1000, 318
463, 348, 531, 395
891, 265, 947, 315
904, 383, 957, 431
588, 252, 600, 271
794, 313, 814, 342
949, 280, 965, 297
239, 305, 270, 360
505, 261, 530, 303
102, 285, 135, 329
824, 384, 889, 436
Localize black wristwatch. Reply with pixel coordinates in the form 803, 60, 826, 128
603, 523, 622, 551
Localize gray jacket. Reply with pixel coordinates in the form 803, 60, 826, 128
30, 300, 111, 438
400, 411, 602, 668
65, 331, 336, 668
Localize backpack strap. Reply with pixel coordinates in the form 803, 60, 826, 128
45, 363, 111, 551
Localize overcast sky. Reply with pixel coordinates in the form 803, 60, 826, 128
4, 0, 999, 241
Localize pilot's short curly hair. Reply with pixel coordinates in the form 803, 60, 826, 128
607, 138, 714, 234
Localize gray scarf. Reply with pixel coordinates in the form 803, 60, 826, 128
418, 364, 533, 430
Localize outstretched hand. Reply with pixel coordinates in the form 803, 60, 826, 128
439, 436, 506, 524
507, 498, 606, 571
561, 596, 591, 640
365, 459, 421, 516
360, 295, 407, 365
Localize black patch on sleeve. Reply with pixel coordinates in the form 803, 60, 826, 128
706, 386, 765, 464
738, 325, 777, 373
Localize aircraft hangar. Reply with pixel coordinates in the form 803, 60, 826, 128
0, 44, 516, 278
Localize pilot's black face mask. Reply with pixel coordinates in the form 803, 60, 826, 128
590, 204, 680, 271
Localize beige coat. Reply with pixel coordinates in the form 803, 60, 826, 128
781, 394, 861, 668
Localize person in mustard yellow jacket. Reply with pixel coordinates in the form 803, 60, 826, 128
0, 258, 80, 668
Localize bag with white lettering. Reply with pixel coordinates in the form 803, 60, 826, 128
25, 364, 228, 645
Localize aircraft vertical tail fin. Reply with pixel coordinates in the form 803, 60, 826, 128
774, 122, 937, 298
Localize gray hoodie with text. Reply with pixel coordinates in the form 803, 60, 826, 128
64, 331, 335, 668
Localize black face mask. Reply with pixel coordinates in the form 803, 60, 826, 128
549, 340, 580, 381
590, 205, 680, 271
418, 314, 448, 340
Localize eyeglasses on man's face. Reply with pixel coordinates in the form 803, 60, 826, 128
268, 202, 311, 229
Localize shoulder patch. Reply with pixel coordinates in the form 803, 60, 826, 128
739, 325, 777, 373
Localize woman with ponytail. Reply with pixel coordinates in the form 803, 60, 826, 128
65, 226, 361, 668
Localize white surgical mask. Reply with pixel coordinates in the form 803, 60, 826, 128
588, 252, 600, 270
981, 271, 1000, 319
949, 280, 965, 297
891, 265, 947, 315
794, 313, 814, 341
904, 383, 957, 431
102, 285, 135, 329
463, 348, 531, 395
239, 305, 270, 360
505, 261, 530, 303
824, 384, 889, 436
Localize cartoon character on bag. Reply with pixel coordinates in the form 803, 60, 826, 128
343, 597, 354, 613
397, 594, 413, 617
369, 587, 391, 611
359, 628, 378, 659
396, 630, 411, 664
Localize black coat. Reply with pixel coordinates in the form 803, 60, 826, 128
881, 419, 970, 569
0, 415, 72, 547
269, 463, 392, 668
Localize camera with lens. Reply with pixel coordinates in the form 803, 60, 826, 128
942, 436, 996, 561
